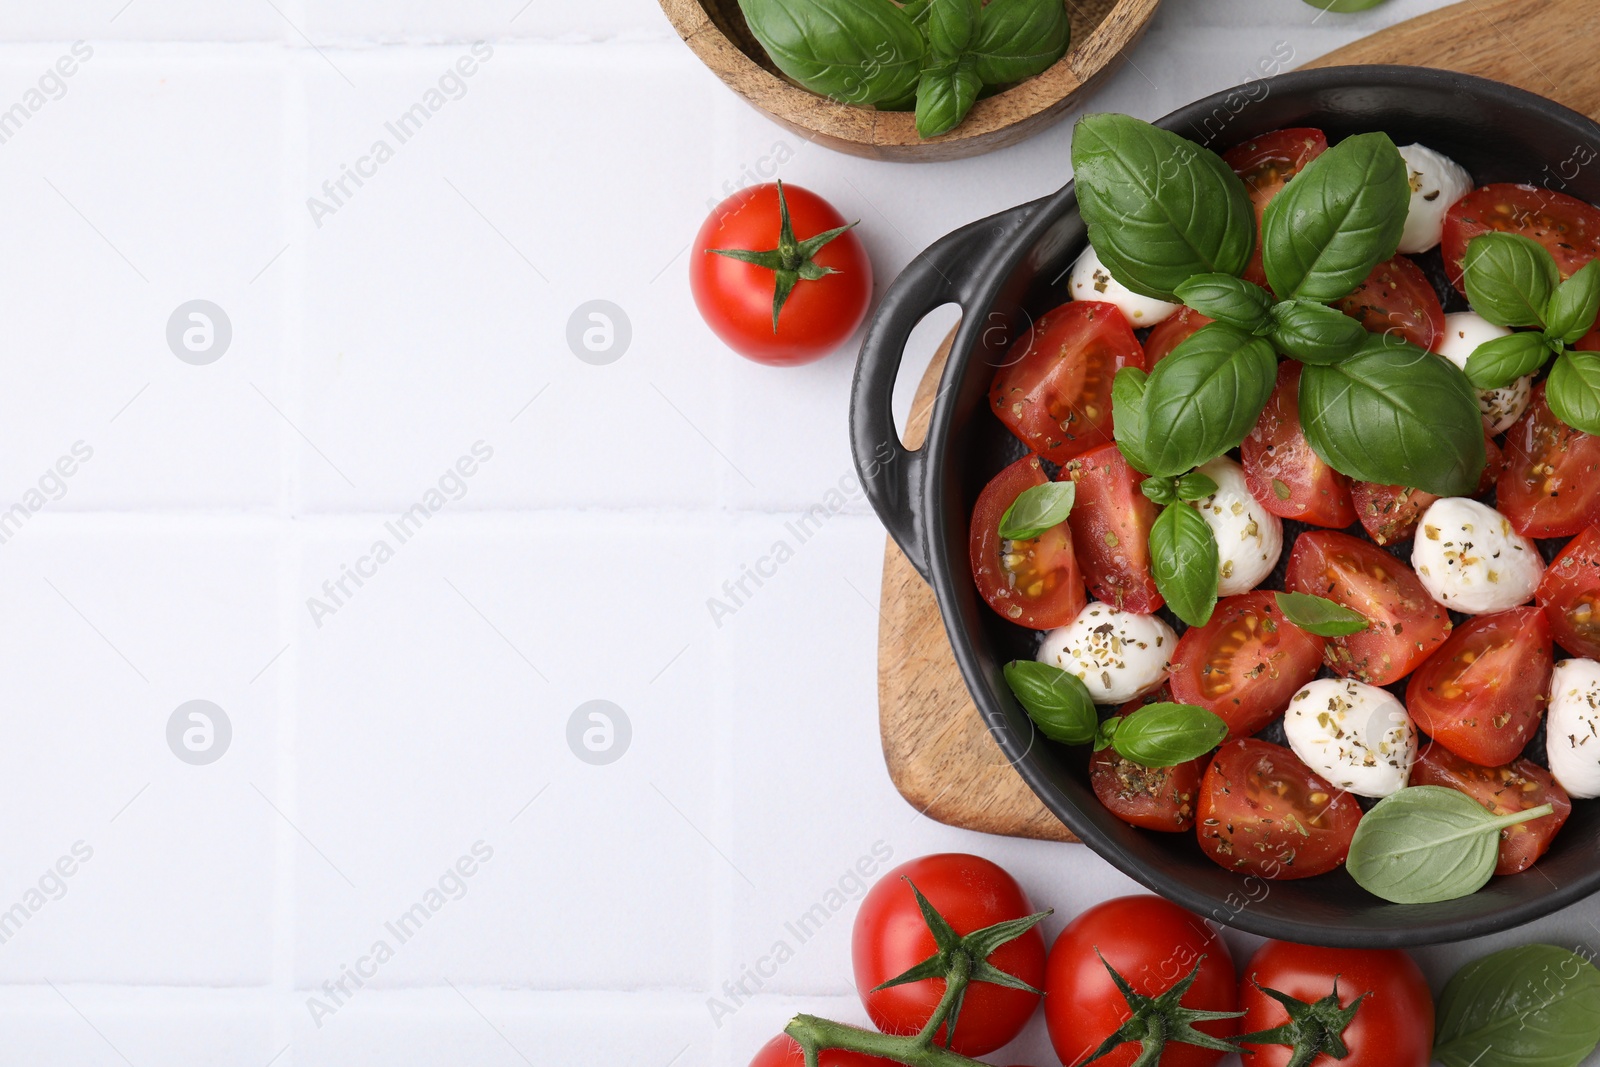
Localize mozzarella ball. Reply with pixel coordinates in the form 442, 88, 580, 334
1396, 144, 1474, 254
1412, 498, 1543, 614
1036, 601, 1175, 704
1284, 678, 1417, 797
1436, 311, 1532, 433
1188, 457, 1282, 596
1068, 244, 1179, 327
1547, 658, 1600, 798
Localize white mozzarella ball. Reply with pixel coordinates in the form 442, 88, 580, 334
1396, 144, 1474, 254
1189, 457, 1282, 596
1436, 311, 1532, 433
1036, 601, 1175, 704
1547, 658, 1600, 798
1284, 678, 1417, 798
1068, 244, 1179, 327
1412, 498, 1543, 614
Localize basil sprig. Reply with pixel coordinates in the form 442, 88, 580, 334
1434, 944, 1600, 1067
1003, 660, 1096, 744
1267, 299, 1370, 365
1273, 592, 1369, 637
1460, 237, 1600, 432
1094, 702, 1228, 767
1299, 334, 1487, 496
1173, 274, 1273, 334
1346, 786, 1555, 904
998, 481, 1074, 540
1071, 114, 1255, 301
738, 0, 1069, 139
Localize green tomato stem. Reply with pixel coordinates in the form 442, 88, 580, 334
784, 1014, 991, 1067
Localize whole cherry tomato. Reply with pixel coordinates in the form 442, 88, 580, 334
747, 1035, 896, 1067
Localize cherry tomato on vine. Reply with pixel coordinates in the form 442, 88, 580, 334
852, 854, 1046, 1056
1237, 941, 1434, 1067
747, 1035, 896, 1067
691, 181, 872, 365
1043, 895, 1238, 1067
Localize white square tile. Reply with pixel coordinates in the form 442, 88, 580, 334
0, 990, 281, 1067
0, 1, 287, 40
0, 50, 288, 511
0, 518, 282, 984
292, 515, 719, 989
304, 0, 671, 42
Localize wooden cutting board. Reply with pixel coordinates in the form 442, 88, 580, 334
877, 0, 1600, 842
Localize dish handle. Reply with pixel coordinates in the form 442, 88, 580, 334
849, 202, 1035, 581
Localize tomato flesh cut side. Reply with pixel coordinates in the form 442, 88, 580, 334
1539, 525, 1600, 658
1442, 182, 1600, 293
1197, 738, 1362, 880
1285, 529, 1451, 685
1404, 607, 1552, 767
969, 454, 1086, 630
990, 301, 1147, 463
1410, 744, 1572, 875
1090, 689, 1208, 832
1059, 442, 1163, 613
1168, 591, 1326, 739
1498, 384, 1600, 538
1352, 435, 1503, 545
1144, 307, 1212, 365
1224, 128, 1329, 291
1242, 362, 1356, 527
1334, 254, 1445, 352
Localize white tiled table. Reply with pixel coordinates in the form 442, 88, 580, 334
0, 1, 1595, 1064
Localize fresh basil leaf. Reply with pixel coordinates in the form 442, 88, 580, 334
1111, 702, 1228, 768
1175, 471, 1218, 501
998, 481, 1075, 540
1547, 259, 1600, 344
1134, 323, 1277, 477
1174, 274, 1274, 334
1273, 591, 1369, 637
1462, 232, 1560, 328
1111, 366, 1156, 474
1140, 476, 1177, 506
914, 56, 981, 138
1299, 334, 1486, 496
1150, 501, 1219, 627
1072, 113, 1255, 301
1260, 131, 1409, 302
1347, 786, 1554, 904
968, 0, 1070, 84
1003, 660, 1097, 745
1463, 329, 1552, 389
1268, 299, 1370, 365
1546, 349, 1600, 435
901, 0, 933, 24
738, 0, 925, 106
1093, 716, 1117, 752
925, 0, 979, 56
1435, 944, 1600, 1067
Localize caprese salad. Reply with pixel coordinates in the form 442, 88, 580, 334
979, 112, 1600, 904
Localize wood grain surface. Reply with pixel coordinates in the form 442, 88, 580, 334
877, 0, 1600, 841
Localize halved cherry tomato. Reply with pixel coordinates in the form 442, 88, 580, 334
1058, 443, 1163, 613
1238, 942, 1434, 1067
1578, 326, 1600, 352
1351, 435, 1504, 545
1242, 362, 1356, 527
1044, 896, 1237, 1067
1285, 530, 1451, 685
1144, 307, 1212, 365
1333, 254, 1444, 351
1410, 743, 1572, 874
1498, 383, 1600, 537
853, 854, 1045, 1055
1404, 608, 1552, 766
1223, 128, 1329, 290
990, 301, 1147, 463
969, 454, 1086, 629
748, 1036, 897, 1067
1090, 688, 1208, 832
1540, 525, 1600, 658
1197, 738, 1363, 879
1167, 591, 1326, 739
1443, 183, 1600, 293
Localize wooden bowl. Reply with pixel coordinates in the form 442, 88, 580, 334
659, 0, 1164, 162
